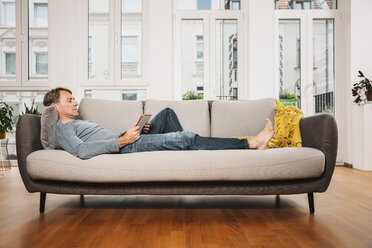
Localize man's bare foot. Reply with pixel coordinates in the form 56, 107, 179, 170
247, 119, 274, 150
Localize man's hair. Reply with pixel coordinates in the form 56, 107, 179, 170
43, 87, 72, 106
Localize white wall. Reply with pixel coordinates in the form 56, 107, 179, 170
48, 0, 79, 96
246, 0, 275, 99
348, 0, 372, 170
146, 0, 173, 100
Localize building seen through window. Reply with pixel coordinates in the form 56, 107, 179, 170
178, 0, 240, 10
29, 0, 48, 80
88, 0, 142, 81
0, 0, 16, 81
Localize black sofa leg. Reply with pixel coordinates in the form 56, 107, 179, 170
40, 192, 46, 213
308, 192, 314, 214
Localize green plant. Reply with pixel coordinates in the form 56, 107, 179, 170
279, 89, 299, 102
22, 100, 42, 116
352, 71, 372, 104
0, 102, 14, 134
182, 91, 204, 100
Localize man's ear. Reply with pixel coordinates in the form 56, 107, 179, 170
52, 103, 58, 112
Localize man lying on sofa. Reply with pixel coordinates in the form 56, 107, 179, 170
43, 87, 274, 159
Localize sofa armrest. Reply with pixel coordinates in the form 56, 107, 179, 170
16, 114, 44, 192
300, 114, 338, 192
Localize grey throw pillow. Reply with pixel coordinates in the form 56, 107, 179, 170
40, 105, 58, 149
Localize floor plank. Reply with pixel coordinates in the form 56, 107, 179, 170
0, 167, 371, 248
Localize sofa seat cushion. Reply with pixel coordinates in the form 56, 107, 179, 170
27, 148, 325, 183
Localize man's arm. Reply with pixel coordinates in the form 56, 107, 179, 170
53, 126, 119, 159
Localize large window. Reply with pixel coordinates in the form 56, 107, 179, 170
175, 9, 243, 100
275, 10, 338, 117
86, 0, 144, 84
0, 0, 49, 86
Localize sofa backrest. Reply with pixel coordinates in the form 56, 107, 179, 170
144, 99, 210, 137
77, 97, 276, 137
78, 98, 143, 133
211, 98, 276, 137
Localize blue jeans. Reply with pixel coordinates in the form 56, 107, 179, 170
119, 108, 248, 154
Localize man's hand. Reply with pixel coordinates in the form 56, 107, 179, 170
142, 122, 151, 134
116, 125, 140, 148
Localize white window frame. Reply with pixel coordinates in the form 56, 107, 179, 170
174, 10, 244, 100
79, 0, 148, 88
274, 9, 343, 164
274, 10, 340, 117
0, 0, 49, 89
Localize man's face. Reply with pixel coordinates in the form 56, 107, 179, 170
54, 90, 79, 119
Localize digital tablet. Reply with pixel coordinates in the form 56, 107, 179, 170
136, 114, 152, 131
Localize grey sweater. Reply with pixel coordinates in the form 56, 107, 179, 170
53, 120, 120, 159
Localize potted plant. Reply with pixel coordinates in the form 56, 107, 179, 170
182, 91, 204, 100
279, 89, 299, 107
352, 71, 372, 104
0, 102, 14, 139
22, 100, 42, 116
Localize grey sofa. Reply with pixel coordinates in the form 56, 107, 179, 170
16, 98, 338, 213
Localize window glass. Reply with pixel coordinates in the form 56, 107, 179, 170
88, 0, 109, 80
83, 89, 146, 100
181, 19, 204, 98
178, 0, 240, 10
313, 19, 334, 115
122, 0, 141, 12
122, 36, 137, 62
122, 90, 137, 100
29, 0, 48, 80
215, 19, 238, 100
196, 36, 203, 60
275, 0, 337, 10
121, 0, 142, 80
35, 53, 48, 75
3, 2, 15, 27
278, 19, 301, 108
197, 0, 211, 10
5, 53, 16, 75
1, 1, 16, 81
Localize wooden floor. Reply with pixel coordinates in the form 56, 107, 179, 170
0, 167, 371, 248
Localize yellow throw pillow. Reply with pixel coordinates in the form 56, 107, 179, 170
229, 99, 303, 148
268, 99, 303, 148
